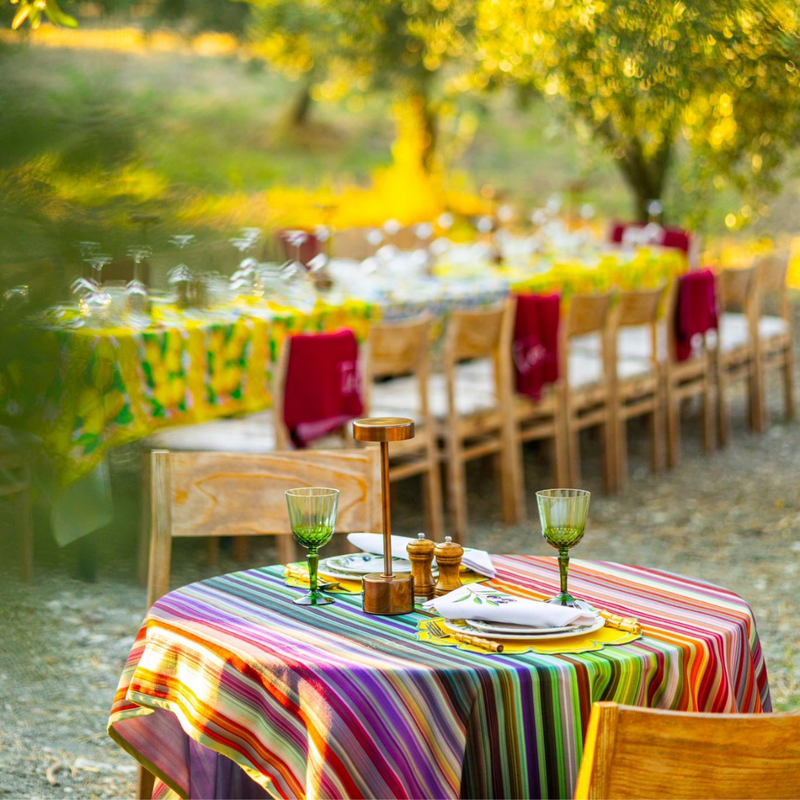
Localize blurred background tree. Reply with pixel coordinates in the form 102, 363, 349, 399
237, 0, 477, 172
475, 0, 800, 222
1, 0, 798, 232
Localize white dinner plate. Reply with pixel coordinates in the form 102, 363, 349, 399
320, 554, 414, 576
442, 616, 604, 642
466, 619, 587, 636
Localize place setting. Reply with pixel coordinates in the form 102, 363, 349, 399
418, 488, 642, 655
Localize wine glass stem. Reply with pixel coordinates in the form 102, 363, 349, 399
307, 547, 319, 594
558, 547, 570, 599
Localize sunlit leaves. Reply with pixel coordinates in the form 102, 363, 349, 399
6, 0, 77, 30
475, 0, 800, 221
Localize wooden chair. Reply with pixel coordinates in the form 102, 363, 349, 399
752, 253, 795, 428
664, 277, 716, 469
383, 225, 422, 251
434, 300, 523, 541
575, 701, 800, 800
715, 265, 762, 445
560, 294, 617, 493
331, 227, 376, 260
138, 447, 380, 799
364, 315, 444, 539
144, 447, 381, 608
612, 287, 666, 490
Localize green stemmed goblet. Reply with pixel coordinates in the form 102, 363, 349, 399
536, 488, 591, 607
285, 487, 339, 606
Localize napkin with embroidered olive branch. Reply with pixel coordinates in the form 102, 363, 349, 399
423, 585, 597, 627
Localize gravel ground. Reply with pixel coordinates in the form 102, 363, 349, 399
2, 315, 799, 799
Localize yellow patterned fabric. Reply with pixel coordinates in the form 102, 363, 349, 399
503, 248, 687, 296
435, 247, 687, 296
417, 616, 641, 655
8, 299, 375, 487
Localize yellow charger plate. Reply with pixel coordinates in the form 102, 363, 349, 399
417, 617, 641, 655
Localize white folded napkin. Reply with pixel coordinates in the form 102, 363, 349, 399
423, 585, 596, 628
345, 533, 496, 578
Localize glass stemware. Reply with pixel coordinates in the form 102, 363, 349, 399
170, 234, 196, 251
85, 253, 112, 287
536, 489, 590, 607
285, 487, 339, 607
126, 246, 152, 323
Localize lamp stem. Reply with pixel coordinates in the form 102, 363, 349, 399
380, 441, 392, 578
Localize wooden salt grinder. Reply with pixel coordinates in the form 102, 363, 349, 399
407, 533, 435, 601
352, 417, 416, 616
434, 536, 464, 597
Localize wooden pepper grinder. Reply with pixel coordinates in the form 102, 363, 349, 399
407, 533, 435, 601
434, 536, 464, 597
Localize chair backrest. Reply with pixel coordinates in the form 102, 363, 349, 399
366, 314, 432, 379
565, 293, 613, 338
616, 286, 664, 328
147, 448, 381, 607
718, 265, 758, 312
575, 701, 800, 800
383, 225, 421, 251
665, 271, 718, 366
331, 227, 376, 260
616, 286, 666, 369
271, 329, 366, 450
755, 253, 790, 320
365, 314, 433, 419
445, 301, 510, 364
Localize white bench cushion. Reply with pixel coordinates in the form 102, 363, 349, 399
370, 359, 497, 421
572, 324, 666, 362
147, 410, 277, 453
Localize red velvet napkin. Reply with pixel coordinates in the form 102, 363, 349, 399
675, 269, 718, 361
610, 222, 692, 254
513, 294, 560, 399
660, 227, 691, 253
278, 230, 322, 267
282, 330, 364, 447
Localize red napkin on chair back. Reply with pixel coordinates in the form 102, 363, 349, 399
282, 330, 364, 447
513, 294, 560, 400
610, 222, 692, 254
278, 230, 322, 268
675, 269, 718, 361
661, 227, 691, 253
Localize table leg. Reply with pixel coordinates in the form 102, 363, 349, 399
137, 765, 155, 799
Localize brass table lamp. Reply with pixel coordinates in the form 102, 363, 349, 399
352, 417, 416, 615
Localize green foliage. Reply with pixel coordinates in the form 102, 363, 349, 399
4, 0, 798, 227
475, 0, 800, 223
3, 0, 77, 30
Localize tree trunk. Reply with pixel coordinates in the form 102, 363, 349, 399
286, 76, 314, 128
614, 137, 673, 222
420, 99, 438, 173
393, 92, 440, 175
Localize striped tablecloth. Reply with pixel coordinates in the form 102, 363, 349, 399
108, 556, 771, 800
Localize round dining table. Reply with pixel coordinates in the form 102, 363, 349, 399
108, 555, 771, 800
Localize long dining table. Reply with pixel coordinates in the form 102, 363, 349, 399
109, 554, 770, 800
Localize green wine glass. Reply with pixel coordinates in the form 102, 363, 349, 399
285, 487, 339, 606
536, 488, 590, 607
